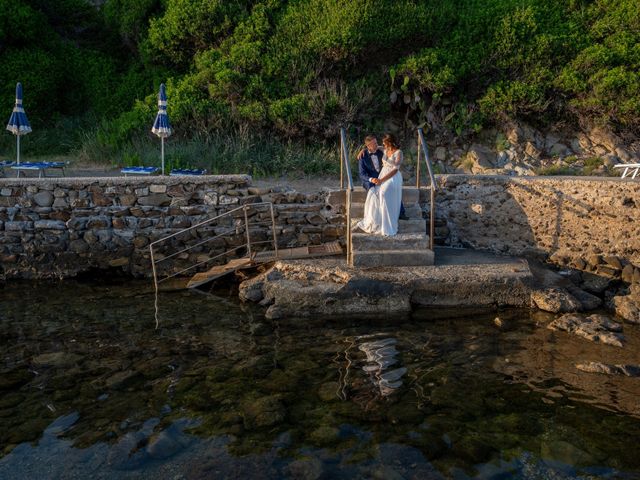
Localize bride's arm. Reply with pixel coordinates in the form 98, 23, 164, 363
377, 150, 402, 183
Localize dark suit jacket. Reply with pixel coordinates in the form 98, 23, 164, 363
358, 148, 384, 190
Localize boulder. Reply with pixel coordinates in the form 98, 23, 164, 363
549, 143, 571, 157
566, 285, 602, 310
435, 146, 447, 161
613, 294, 640, 324
532, 288, 582, 313
239, 274, 265, 303
466, 144, 496, 173
580, 272, 611, 294
588, 126, 621, 152
524, 142, 541, 159
622, 264, 635, 283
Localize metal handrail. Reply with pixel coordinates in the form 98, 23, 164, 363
340, 128, 354, 265
416, 127, 437, 250
149, 202, 278, 294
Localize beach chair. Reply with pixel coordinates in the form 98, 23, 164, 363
11, 161, 66, 178
121, 166, 160, 176
169, 168, 207, 176
0, 160, 16, 177
613, 163, 640, 179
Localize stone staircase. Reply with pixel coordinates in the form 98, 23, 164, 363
327, 187, 435, 267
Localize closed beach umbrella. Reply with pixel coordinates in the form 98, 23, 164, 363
151, 83, 172, 175
6, 82, 32, 165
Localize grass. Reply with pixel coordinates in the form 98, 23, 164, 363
2, 123, 355, 177
90, 133, 347, 178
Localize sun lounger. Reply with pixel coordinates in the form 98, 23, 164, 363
169, 168, 207, 176
0, 161, 16, 177
11, 161, 66, 178
613, 163, 640, 179
121, 166, 160, 176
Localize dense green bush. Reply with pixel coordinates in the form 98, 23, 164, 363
0, 0, 638, 165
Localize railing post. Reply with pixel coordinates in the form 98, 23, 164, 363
269, 203, 279, 259
430, 185, 435, 250
340, 133, 344, 190
417, 128, 436, 251
340, 128, 354, 266
243, 205, 252, 257
416, 130, 421, 188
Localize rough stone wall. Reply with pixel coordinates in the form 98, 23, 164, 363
0, 176, 343, 280
437, 175, 640, 273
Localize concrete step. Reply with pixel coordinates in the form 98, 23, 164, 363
351, 232, 429, 251
327, 187, 423, 205
348, 203, 422, 219
352, 218, 426, 234
352, 249, 435, 267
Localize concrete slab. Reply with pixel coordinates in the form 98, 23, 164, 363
351, 232, 429, 251
243, 248, 535, 318
352, 248, 435, 267
349, 202, 422, 218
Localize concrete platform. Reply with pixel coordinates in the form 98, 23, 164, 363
239, 247, 535, 318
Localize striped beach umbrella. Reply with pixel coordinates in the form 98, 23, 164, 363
151, 83, 172, 175
6, 83, 32, 165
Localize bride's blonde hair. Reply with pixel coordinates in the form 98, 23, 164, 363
382, 133, 399, 149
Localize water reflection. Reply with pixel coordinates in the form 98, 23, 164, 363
358, 336, 406, 396
1, 280, 640, 479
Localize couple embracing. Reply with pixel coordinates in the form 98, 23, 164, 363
356, 133, 407, 237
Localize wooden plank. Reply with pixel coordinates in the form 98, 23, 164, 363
187, 257, 252, 289
186, 241, 344, 289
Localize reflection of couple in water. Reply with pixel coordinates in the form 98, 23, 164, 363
356, 133, 407, 237
336, 334, 407, 403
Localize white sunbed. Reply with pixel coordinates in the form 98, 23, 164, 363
613, 163, 640, 179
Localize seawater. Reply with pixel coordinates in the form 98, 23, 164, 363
1, 279, 639, 479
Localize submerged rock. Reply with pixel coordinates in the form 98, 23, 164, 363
32, 352, 83, 368
547, 313, 624, 347
286, 456, 324, 480
242, 395, 286, 429
576, 362, 640, 377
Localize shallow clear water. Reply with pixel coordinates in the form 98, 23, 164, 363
1, 280, 640, 479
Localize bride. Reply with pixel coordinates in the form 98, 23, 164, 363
356, 133, 403, 236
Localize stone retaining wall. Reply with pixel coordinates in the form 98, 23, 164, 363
1, 174, 638, 282
437, 175, 640, 279
0, 176, 342, 280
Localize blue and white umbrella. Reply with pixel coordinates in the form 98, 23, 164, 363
6, 82, 32, 165
151, 83, 172, 175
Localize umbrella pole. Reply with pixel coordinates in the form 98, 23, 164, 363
17, 135, 20, 165
161, 137, 165, 175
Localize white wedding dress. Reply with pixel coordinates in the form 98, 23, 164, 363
356, 150, 403, 236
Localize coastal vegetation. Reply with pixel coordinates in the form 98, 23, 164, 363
0, 0, 638, 175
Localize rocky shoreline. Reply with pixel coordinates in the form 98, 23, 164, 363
422, 121, 639, 177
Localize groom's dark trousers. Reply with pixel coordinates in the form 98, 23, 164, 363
358, 148, 405, 218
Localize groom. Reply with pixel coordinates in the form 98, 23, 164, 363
357, 134, 407, 219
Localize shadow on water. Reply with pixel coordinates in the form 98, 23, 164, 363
1, 279, 640, 479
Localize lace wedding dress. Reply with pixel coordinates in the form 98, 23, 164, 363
356, 150, 403, 236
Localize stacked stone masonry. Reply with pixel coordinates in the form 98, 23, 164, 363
0, 176, 343, 280
436, 175, 640, 282
0, 174, 639, 282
